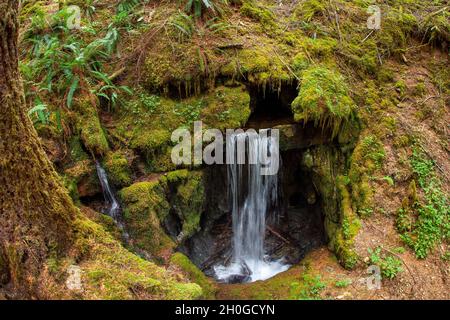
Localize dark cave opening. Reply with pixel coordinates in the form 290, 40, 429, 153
245, 83, 297, 129
177, 143, 328, 282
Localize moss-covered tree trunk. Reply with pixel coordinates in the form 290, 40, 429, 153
0, 0, 77, 297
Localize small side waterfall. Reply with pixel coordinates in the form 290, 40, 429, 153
95, 161, 129, 240
214, 129, 289, 283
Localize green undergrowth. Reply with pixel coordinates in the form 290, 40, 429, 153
396, 144, 449, 259
290, 273, 326, 300
367, 247, 403, 280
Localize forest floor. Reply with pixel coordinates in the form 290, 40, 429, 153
216, 243, 449, 300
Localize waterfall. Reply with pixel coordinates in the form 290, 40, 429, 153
95, 161, 129, 240
214, 129, 288, 283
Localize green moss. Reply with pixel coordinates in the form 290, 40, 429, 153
414, 81, 426, 96
73, 217, 202, 300
395, 80, 407, 99
301, 37, 337, 58
165, 169, 189, 184
202, 86, 251, 130
68, 136, 89, 163
64, 159, 100, 198
302, 146, 343, 236
119, 181, 175, 257
117, 86, 250, 172
293, 0, 326, 22
333, 176, 361, 269
74, 97, 109, 156
348, 134, 385, 216
61, 176, 80, 203
291, 66, 356, 138
339, 40, 378, 75
291, 52, 310, 73
103, 150, 132, 187
240, 0, 276, 29
221, 47, 292, 88
163, 170, 205, 241
377, 8, 417, 56
82, 207, 123, 242
218, 259, 328, 300
170, 252, 217, 299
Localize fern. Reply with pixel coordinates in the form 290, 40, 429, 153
184, 0, 228, 18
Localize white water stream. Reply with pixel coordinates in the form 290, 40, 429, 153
214, 130, 289, 283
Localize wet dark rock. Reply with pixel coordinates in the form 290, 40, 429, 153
227, 274, 251, 284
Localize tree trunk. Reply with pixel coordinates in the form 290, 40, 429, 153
0, 0, 77, 297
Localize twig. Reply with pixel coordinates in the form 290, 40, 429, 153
361, 30, 375, 43
267, 226, 290, 244
331, 0, 342, 43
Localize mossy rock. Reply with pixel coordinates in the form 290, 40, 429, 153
103, 150, 133, 188
348, 134, 385, 216
170, 252, 217, 299
332, 176, 361, 269
74, 97, 109, 156
292, 66, 356, 138
64, 159, 101, 198
72, 217, 202, 300
117, 86, 250, 172
68, 135, 89, 163
220, 47, 292, 88
201, 85, 251, 130
119, 181, 175, 257
162, 170, 205, 241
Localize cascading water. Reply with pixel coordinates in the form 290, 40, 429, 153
95, 161, 129, 240
214, 129, 289, 283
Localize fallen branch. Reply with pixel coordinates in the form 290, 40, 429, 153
267, 226, 290, 244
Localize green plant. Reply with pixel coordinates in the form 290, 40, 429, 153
383, 176, 394, 186
291, 274, 326, 300
173, 99, 204, 125
28, 100, 50, 125
169, 11, 195, 42
291, 66, 356, 138
368, 247, 403, 279
397, 144, 449, 258
334, 279, 352, 288
20, 6, 135, 118
184, 0, 227, 18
